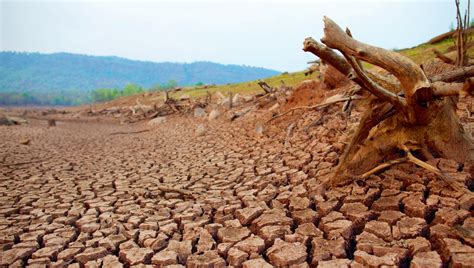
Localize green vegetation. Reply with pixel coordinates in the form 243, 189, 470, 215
0, 90, 90, 106
0, 80, 186, 106
169, 71, 308, 100
1, 32, 473, 106
90, 81, 180, 102
168, 35, 474, 100
90, 84, 145, 102
90, 84, 144, 102
0, 52, 279, 93
397, 33, 474, 64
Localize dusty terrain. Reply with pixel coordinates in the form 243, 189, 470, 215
1, 80, 473, 268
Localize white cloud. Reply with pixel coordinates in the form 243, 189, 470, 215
1, 0, 459, 71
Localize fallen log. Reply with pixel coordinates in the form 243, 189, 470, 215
433, 49, 455, 64
427, 27, 474, 44
257, 80, 273, 94
430, 65, 474, 83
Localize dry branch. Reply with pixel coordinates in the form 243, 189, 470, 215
265, 95, 363, 124
258, 80, 273, 94
355, 157, 408, 180
432, 79, 473, 97
320, 16, 432, 124
109, 129, 151, 136
428, 27, 474, 44
402, 146, 470, 194
344, 54, 408, 115
345, 27, 363, 69
304, 35, 401, 95
454, 0, 469, 66
433, 49, 455, 64
156, 186, 196, 199
228, 92, 234, 109
303, 37, 352, 76
430, 65, 474, 83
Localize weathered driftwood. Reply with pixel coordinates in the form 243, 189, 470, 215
257, 80, 273, 94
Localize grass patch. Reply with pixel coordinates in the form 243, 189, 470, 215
398, 34, 474, 63
171, 71, 309, 99
168, 35, 473, 99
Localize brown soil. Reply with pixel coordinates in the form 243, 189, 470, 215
0, 77, 473, 267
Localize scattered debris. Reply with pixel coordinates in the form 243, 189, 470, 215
47, 119, 56, 127
109, 129, 151, 136
19, 139, 30, 145
0, 13, 473, 268
194, 107, 206, 118
147, 116, 167, 126
195, 124, 206, 136
208, 109, 220, 120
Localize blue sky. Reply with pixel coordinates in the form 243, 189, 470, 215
0, 0, 467, 72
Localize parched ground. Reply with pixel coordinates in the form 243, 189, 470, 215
0, 97, 473, 268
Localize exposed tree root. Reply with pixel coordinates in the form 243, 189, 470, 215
303, 17, 474, 191
355, 157, 408, 180
401, 145, 471, 195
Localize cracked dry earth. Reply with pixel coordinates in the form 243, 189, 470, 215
0, 114, 473, 268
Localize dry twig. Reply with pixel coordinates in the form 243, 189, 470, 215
109, 129, 151, 136
265, 96, 363, 124
401, 145, 470, 195
156, 186, 196, 199
355, 157, 408, 179
0, 158, 47, 167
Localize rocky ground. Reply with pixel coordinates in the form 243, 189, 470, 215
1, 85, 473, 267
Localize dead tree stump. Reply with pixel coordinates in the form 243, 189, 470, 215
47, 119, 56, 127
303, 17, 474, 190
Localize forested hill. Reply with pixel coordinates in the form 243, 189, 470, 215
0, 52, 280, 92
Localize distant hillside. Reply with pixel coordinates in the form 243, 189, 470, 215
0, 52, 280, 92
